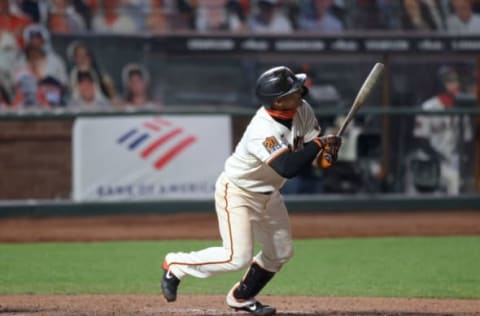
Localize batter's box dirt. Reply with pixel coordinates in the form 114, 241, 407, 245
0, 307, 59, 314
1, 295, 479, 316
152, 309, 462, 316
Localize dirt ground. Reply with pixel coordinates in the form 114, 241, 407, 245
1, 210, 480, 316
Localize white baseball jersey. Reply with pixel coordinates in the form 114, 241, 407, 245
224, 101, 320, 193
414, 95, 472, 165
413, 94, 472, 194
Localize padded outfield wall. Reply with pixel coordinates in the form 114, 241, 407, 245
0, 108, 479, 216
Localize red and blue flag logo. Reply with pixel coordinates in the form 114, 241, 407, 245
116, 117, 197, 170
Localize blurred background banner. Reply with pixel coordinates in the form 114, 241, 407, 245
159, 35, 480, 54
72, 115, 231, 201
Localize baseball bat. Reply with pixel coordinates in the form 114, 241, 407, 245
336, 62, 384, 137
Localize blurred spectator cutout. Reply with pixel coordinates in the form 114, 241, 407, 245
14, 0, 50, 24
67, 40, 115, 101
221, 0, 249, 32
147, 0, 169, 33
120, 63, 161, 110
36, 75, 66, 107
248, 0, 293, 33
0, 30, 20, 104
298, 0, 344, 33
400, 0, 445, 31
91, 0, 137, 33
13, 44, 65, 108
13, 44, 47, 107
70, 70, 110, 109
122, 0, 150, 32
22, 23, 68, 85
347, 0, 386, 30
195, 0, 226, 32
47, 0, 87, 33
0, 0, 32, 46
447, 0, 480, 33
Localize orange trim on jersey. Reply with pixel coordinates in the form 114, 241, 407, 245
266, 108, 297, 120
266, 147, 289, 165
165, 182, 234, 270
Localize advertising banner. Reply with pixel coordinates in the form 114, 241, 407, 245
73, 115, 231, 201
157, 35, 480, 54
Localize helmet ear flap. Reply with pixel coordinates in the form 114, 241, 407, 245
301, 86, 309, 97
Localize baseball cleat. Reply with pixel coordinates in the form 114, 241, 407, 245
226, 282, 276, 316
230, 301, 276, 316
161, 260, 180, 302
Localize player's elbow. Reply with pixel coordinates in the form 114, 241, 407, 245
269, 163, 297, 178
269, 143, 319, 179
269, 155, 298, 179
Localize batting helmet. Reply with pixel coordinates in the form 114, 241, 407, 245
255, 66, 308, 107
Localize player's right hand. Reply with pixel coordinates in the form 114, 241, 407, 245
313, 135, 342, 150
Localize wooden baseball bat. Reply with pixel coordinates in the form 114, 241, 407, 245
336, 62, 384, 137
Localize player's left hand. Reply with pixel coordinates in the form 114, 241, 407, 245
315, 135, 342, 168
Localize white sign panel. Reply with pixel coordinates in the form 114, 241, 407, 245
73, 115, 231, 201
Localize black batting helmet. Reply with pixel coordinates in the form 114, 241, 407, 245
255, 66, 308, 107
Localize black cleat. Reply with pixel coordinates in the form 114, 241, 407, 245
226, 282, 276, 316
161, 262, 180, 302
231, 301, 276, 316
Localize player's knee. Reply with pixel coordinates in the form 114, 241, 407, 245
278, 243, 294, 265
277, 232, 294, 262
259, 244, 294, 272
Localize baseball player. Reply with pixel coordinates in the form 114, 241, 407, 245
412, 66, 472, 194
161, 66, 342, 316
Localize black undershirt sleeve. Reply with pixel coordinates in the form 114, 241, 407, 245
269, 142, 321, 179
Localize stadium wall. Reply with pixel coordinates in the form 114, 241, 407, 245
1, 111, 480, 217
0, 120, 73, 199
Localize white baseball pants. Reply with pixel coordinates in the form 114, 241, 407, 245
165, 172, 293, 279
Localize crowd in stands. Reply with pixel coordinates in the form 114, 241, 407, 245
1, 0, 480, 110
0, 21, 157, 110
2, 0, 480, 35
